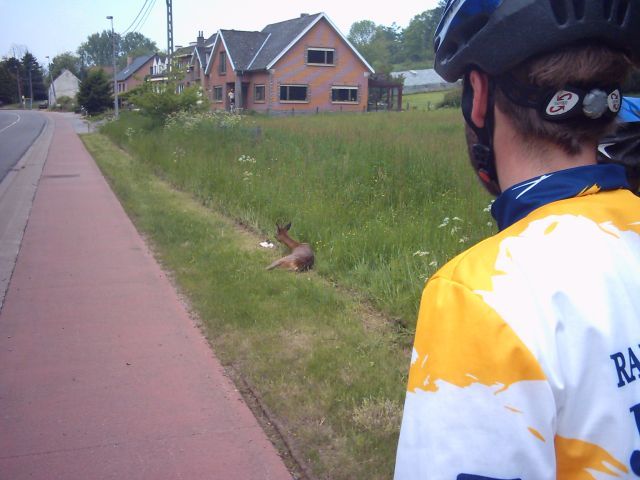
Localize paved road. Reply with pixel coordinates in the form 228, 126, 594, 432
0, 110, 46, 182
0, 113, 292, 479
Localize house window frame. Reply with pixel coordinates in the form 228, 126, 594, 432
219, 51, 227, 75
213, 86, 223, 102
254, 84, 266, 103
306, 47, 335, 66
279, 84, 309, 103
331, 86, 359, 104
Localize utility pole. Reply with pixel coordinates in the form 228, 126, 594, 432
107, 15, 119, 119
45, 56, 56, 107
14, 66, 22, 107
166, 0, 174, 68
28, 67, 33, 110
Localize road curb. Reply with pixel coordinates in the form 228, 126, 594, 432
0, 114, 53, 311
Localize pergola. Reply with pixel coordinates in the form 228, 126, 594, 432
368, 78, 403, 111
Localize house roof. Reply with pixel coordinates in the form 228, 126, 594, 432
173, 45, 193, 57
195, 33, 217, 67
208, 12, 374, 74
390, 69, 453, 87
219, 30, 269, 71
116, 53, 155, 82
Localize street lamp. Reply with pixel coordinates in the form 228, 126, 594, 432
45, 56, 56, 108
106, 15, 119, 119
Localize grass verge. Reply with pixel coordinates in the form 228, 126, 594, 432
82, 133, 410, 480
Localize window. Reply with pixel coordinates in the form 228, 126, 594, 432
307, 48, 334, 65
213, 86, 223, 102
331, 86, 358, 103
254, 84, 265, 102
219, 52, 227, 74
280, 85, 308, 102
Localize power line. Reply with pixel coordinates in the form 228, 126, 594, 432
130, 0, 158, 35
121, 0, 150, 35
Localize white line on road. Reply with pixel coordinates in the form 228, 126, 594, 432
0, 113, 21, 134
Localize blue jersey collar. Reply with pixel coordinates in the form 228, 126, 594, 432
491, 164, 629, 231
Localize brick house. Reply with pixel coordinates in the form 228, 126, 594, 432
174, 32, 217, 94
194, 13, 374, 113
115, 53, 166, 94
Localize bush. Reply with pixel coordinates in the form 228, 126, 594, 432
438, 88, 462, 108
127, 82, 207, 125
77, 69, 113, 115
54, 95, 76, 111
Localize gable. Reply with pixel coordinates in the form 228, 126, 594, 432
264, 15, 374, 73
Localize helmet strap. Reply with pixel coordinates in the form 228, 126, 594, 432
462, 72, 502, 196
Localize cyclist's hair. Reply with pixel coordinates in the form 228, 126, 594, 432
495, 43, 632, 155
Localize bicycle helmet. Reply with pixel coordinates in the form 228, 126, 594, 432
598, 97, 640, 193
434, 0, 640, 83
433, 0, 640, 195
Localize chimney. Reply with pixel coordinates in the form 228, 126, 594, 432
197, 30, 205, 48
300, 13, 309, 17
127, 56, 133, 66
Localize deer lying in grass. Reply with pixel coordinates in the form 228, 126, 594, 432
266, 223, 315, 272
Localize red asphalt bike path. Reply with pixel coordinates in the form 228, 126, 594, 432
0, 114, 293, 479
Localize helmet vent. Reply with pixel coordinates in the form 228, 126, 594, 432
550, 0, 568, 24
458, 14, 490, 45
604, 0, 630, 25
615, 0, 630, 26
572, 0, 585, 19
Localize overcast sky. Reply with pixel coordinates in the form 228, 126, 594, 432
1, 0, 441, 66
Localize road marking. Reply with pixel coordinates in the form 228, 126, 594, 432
0, 113, 21, 134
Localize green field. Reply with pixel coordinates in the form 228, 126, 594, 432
102, 109, 495, 327
91, 109, 495, 479
402, 90, 449, 111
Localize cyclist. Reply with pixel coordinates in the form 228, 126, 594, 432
395, 1, 640, 478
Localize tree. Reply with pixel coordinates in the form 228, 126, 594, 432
0, 59, 18, 104
119, 32, 157, 68
401, 11, 432, 64
21, 52, 47, 100
48, 52, 83, 81
77, 69, 112, 114
2, 57, 22, 103
348, 20, 377, 48
127, 69, 205, 125
78, 30, 118, 67
347, 1, 448, 71
77, 30, 157, 69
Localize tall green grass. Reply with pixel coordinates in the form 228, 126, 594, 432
102, 110, 495, 328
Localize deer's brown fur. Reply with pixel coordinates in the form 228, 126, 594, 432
266, 223, 315, 272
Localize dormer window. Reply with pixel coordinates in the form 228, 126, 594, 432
307, 48, 334, 66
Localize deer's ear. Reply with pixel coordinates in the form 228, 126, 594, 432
285, 222, 292, 231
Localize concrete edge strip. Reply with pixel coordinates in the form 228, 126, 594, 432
0, 114, 54, 312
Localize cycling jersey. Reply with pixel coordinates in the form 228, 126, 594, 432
395, 164, 640, 479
